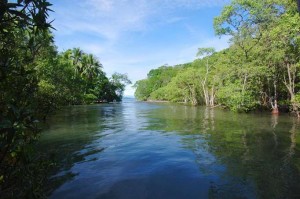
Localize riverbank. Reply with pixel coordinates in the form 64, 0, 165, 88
146, 100, 170, 103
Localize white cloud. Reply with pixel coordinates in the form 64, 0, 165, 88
53, 0, 150, 42
50, 0, 231, 97
103, 36, 230, 82
155, 0, 230, 9
52, 0, 230, 42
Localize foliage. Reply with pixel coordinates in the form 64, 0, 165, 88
0, 1, 131, 197
133, 79, 153, 101
0, 0, 54, 197
135, 0, 300, 115
134, 64, 190, 101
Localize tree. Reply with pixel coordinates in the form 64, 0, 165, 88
148, 67, 201, 105
134, 0, 300, 115
133, 79, 152, 101
214, 0, 300, 113
81, 54, 102, 81
196, 47, 216, 106
134, 65, 183, 101
267, 4, 300, 116
109, 73, 131, 102
0, 0, 54, 197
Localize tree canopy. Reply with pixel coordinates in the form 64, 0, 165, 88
134, 0, 300, 115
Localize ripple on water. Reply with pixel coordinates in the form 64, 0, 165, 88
42, 101, 300, 199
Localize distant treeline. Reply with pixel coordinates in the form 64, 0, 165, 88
134, 0, 300, 115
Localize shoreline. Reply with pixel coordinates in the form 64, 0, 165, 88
146, 100, 170, 103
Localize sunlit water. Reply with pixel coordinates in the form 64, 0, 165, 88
40, 98, 300, 199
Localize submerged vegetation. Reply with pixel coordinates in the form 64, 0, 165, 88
134, 0, 300, 114
0, 0, 130, 197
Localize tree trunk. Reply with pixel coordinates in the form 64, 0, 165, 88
283, 62, 298, 117
271, 100, 279, 114
201, 82, 209, 106
271, 80, 279, 114
241, 73, 248, 105
209, 87, 215, 106
187, 84, 198, 106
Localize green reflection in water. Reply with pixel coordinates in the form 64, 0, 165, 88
40, 101, 300, 199
145, 104, 300, 198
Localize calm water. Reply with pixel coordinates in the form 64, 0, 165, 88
41, 98, 300, 199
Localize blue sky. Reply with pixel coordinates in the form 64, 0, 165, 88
49, 0, 231, 96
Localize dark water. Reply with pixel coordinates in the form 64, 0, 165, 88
41, 98, 300, 199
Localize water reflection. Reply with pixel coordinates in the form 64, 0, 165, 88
144, 104, 300, 198
41, 103, 136, 192
40, 100, 300, 199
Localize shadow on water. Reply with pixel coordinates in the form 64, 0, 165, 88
39, 103, 127, 195
40, 100, 300, 199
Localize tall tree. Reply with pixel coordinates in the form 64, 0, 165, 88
196, 47, 216, 106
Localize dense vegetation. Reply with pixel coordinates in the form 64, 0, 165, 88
134, 0, 300, 115
0, 1, 130, 198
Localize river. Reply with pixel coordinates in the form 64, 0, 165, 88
40, 98, 300, 199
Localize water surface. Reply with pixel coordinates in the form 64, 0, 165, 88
41, 98, 300, 199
